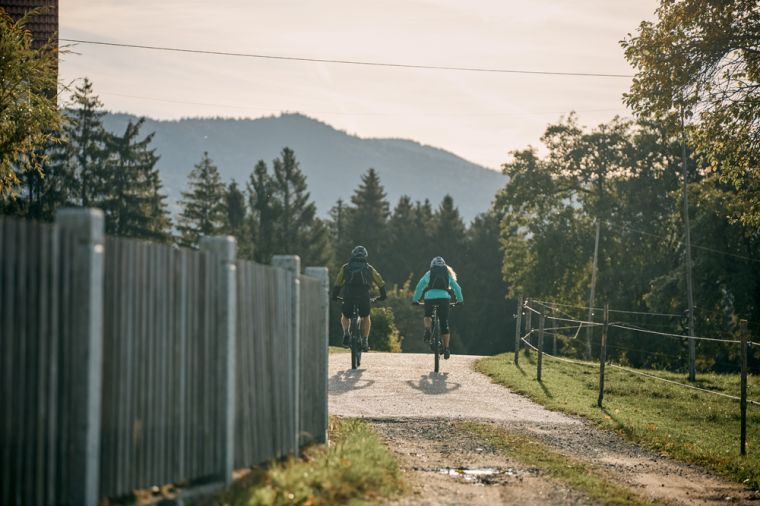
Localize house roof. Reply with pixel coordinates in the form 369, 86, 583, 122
3, 0, 58, 49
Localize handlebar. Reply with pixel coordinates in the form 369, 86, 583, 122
411, 300, 462, 307
335, 296, 381, 303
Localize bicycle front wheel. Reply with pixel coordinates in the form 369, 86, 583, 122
350, 318, 361, 369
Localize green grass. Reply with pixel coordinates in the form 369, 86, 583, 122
476, 351, 760, 490
204, 417, 403, 505
329, 345, 349, 353
458, 421, 657, 505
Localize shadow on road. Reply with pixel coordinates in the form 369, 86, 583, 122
329, 369, 375, 395
405, 372, 461, 395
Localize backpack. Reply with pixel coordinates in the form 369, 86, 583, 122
427, 265, 449, 291
345, 260, 371, 287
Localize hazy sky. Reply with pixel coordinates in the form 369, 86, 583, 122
59, 1, 658, 170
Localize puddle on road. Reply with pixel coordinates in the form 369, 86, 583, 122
436, 467, 517, 483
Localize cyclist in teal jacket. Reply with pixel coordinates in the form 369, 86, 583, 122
411, 256, 463, 360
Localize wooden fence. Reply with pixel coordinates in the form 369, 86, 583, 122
0, 210, 330, 506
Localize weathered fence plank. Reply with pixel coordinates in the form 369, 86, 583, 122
1, 215, 330, 505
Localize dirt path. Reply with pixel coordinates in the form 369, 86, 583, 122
329, 352, 758, 505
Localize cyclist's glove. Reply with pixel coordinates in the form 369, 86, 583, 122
378, 286, 387, 301
331, 286, 341, 301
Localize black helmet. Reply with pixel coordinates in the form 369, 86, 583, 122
351, 245, 368, 259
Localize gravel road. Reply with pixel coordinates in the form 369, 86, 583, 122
329, 352, 758, 505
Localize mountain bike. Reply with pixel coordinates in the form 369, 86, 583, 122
414, 301, 459, 373
338, 297, 378, 370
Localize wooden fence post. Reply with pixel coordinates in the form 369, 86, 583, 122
304, 266, 330, 444
537, 309, 545, 381
525, 298, 532, 352
272, 255, 301, 455
551, 312, 557, 356
740, 319, 748, 456
514, 295, 523, 364
56, 208, 105, 506
200, 236, 237, 484
597, 304, 609, 408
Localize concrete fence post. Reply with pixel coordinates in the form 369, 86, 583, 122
305, 266, 330, 444
200, 236, 237, 484
272, 255, 301, 454
55, 208, 105, 506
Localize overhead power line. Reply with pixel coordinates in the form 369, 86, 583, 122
60, 38, 635, 79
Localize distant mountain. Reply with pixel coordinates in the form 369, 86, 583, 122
102, 112, 506, 221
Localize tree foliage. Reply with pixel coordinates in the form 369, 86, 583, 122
177, 152, 228, 247
622, 0, 760, 227
99, 118, 171, 240
496, 114, 759, 371
0, 9, 60, 199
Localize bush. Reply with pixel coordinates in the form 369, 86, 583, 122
369, 306, 403, 352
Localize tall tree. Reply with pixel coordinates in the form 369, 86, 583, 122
246, 160, 278, 263
176, 152, 227, 247
340, 168, 391, 270
457, 211, 511, 355
622, 0, 760, 227
57, 78, 111, 207
0, 9, 59, 202
430, 194, 467, 268
248, 148, 330, 266
226, 179, 247, 246
386, 195, 421, 285
99, 118, 171, 240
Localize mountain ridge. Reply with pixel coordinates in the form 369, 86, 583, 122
102, 112, 506, 221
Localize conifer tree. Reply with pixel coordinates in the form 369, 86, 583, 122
386, 195, 420, 285
245, 149, 330, 266
177, 152, 227, 247
430, 194, 467, 268
99, 118, 171, 240
55, 78, 111, 207
0, 10, 60, 201
340, 168, 390, 271
226, 179, 248, 249
246, 160, 278, 263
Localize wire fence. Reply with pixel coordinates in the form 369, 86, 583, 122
513, 298, 757, 456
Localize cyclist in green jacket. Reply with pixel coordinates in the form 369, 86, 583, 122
411, 256, 463, 359
332, 245, 387, 351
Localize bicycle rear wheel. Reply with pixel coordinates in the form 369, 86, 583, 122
350, 317, 361, 369
433, 318, 441, 373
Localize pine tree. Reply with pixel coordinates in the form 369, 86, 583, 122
246, 160, 278, 263
340, 168, 390, 271
177, 152, 227, 248
226, 179, 248, 249
99, 118, 171, 240
458, 211, 509, 355
269, 147, 330, 266
386, 195, 420, 285
0, 9, 60, 202
430, 194, 467, 268
55, 78, 111, 207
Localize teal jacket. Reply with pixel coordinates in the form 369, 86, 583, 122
412, 270, 463, 302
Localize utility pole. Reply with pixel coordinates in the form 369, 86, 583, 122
586, 219, 600, 359
681, 110, 696, 382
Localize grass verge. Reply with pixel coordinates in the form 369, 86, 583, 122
329, 345, 349, 353
476, 351, 760, 489
202, 417, 403, 505
457, 420, 657, 505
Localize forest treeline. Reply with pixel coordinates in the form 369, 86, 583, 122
2, 2, 758, 370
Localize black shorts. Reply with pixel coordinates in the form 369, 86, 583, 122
424, 298, 451, 333
341, 296, 371, 318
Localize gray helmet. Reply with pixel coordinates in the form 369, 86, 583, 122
430, 256, 446, 268
351, 245, 368, 259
